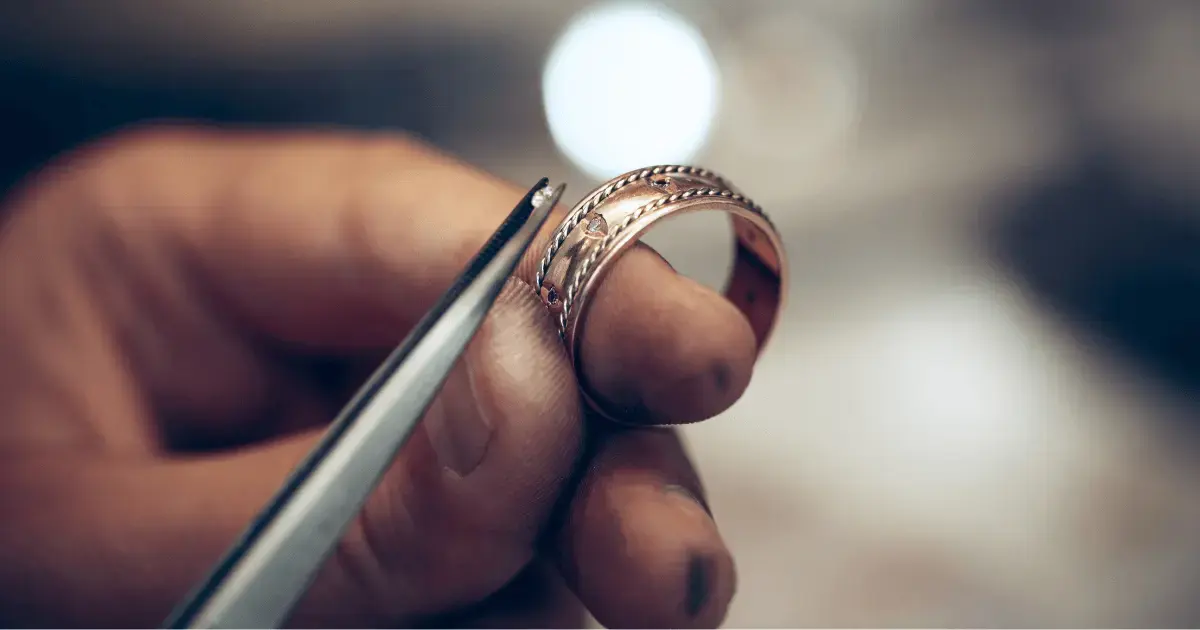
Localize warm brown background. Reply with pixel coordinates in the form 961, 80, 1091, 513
3, 1, 1200, 626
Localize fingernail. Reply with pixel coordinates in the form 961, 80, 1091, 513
664, 484, 713, 517
425, 362, 494, 477
684, 553, 716, 619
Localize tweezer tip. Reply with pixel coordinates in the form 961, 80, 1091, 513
531, 182, 566, 212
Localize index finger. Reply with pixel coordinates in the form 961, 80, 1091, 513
72, 125, 758, 424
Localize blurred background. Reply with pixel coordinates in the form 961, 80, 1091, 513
3, 0, 1200, 626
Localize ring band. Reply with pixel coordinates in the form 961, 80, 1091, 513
535, 165, 787, 421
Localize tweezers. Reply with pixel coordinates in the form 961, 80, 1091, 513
162, 179, 565, 629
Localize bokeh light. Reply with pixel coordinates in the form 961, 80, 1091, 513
542, 2, 720, 180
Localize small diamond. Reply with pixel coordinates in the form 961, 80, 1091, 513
583, 213, 608, 236
650, 177, 672, 190
546, 287, 559, 305
531, 185, 555, 208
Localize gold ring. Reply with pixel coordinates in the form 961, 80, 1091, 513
534, 165, 787, 422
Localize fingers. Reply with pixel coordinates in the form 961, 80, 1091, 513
73, 126, 525, 350
59, 125, 758, 425
575, 244, 758, 424
0, 279, 584, 628
552, 426, 736, 629
301, 280, 583, 625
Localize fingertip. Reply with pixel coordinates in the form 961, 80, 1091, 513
639, 331, 755, 424
564, 476, 737, 629
669, 495, 738, 628
580, 246, 758, 425
654, 479, 738, 628
554, 429, 736, 629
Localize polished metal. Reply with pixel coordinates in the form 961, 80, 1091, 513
536, 166, 785, 422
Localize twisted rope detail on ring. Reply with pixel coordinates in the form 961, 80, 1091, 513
533, 165, 726, 290
557, 186, 773, 337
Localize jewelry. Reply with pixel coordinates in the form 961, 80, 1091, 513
535, 165, 786, 420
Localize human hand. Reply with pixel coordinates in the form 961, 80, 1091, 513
0, 126, 759, 628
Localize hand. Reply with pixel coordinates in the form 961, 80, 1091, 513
0, 126, 758, 628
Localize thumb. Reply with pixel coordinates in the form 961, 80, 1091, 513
0, 279, 584, 628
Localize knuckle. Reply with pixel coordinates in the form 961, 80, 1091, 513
24, 123, 216, 221
332, 486, 434, 620
70, 123, 214, 179
346, 130, 428, 164
90, 122, 209, 153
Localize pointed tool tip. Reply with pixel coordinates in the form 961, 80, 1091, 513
546, 182, 567, 205
529, 182, 566, 223
531, 181, 565, 208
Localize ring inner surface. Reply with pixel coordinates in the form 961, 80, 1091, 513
542, 172, 784, 358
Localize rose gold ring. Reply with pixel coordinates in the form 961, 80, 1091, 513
534, 165, 787, 422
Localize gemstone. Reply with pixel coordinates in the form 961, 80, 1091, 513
651, 177, 672, 190
546, 287, 559, 305
584, 213, 608, 236
531, 185, 555, 208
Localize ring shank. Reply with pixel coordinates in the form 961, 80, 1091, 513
726, 213, 785, 350
538, 167, 786, 422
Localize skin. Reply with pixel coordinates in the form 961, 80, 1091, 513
0, 126, 758, 628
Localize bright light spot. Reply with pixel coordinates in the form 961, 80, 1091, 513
859, 287, 1046, 485
542, 2, 720, 180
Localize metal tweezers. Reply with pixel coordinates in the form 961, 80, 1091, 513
162, 179, 565, 629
